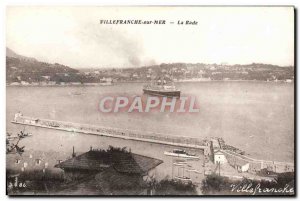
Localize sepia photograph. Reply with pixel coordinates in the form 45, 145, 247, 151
5, 6, 295, 196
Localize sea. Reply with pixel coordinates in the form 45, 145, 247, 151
6, 81, 294, 179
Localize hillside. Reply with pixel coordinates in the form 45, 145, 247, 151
6, 47, 37, 62
6, 48, 81, 84
82, 62, 294, 83
6, 48, 294, 85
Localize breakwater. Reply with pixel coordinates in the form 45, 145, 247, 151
11, 114, 209, 153
211, 138, 294, 174
223, 149, 294, 173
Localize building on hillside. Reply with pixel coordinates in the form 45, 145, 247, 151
10, 82, 21, 86
20, 81, 30, 85
235, 160, 250, 173
100, 77, 112, 83
213, 150, 227, 164
70, 82, 81, 85
211, 138, 220, 150
6, 149, 67, 174
248, 162, 263, 173
225, 154, 249, 173
41, 75, 50, 80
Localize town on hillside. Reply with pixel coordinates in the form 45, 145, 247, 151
6, 48, 294, 86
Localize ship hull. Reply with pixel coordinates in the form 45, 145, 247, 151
143, 89, 180, 97
164, 151, 199, 159
174, 176, 192, 182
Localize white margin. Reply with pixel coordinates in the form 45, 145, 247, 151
0, 1, 298, 201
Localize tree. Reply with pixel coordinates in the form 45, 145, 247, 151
146, 177, 197, 195
6, 130, 31, 155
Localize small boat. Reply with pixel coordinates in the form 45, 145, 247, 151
164, 149, 199, 159
186, 169, 202, 174
177, 161, 188, 164
67, 128, 77, 132
7, 136, 19, 141
69, 91, 84, 96
25, 133, 32, 137
18, 131, 33, 138
173, 162, 185, 166
174, 176, 192, 181
174, 159, 187, 163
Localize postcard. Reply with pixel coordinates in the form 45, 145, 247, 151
6, 6, 295, 196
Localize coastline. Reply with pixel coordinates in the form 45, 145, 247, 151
6, 79, 294, 87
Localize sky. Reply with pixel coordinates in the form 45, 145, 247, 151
6, 6, 294, 68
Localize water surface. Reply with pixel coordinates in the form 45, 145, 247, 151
6, 81, 294, 163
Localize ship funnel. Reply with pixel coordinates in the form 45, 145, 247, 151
72, 146, 76, 158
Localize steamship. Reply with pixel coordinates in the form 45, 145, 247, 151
143, 77, 180, 97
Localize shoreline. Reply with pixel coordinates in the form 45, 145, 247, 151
6, 80, 294, 87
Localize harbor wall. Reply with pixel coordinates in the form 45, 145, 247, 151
211, 137, 294, 174
12, 115, 208, 152
12, 114, 293, 174
222, 150, 294, 174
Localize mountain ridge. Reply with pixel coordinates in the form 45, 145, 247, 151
6, 47, 37, 62
6, 47, 81, 84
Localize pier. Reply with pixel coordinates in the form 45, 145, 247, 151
11, 114, 209, 153
210, 138, 294, 174
11, 113, 293, 174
